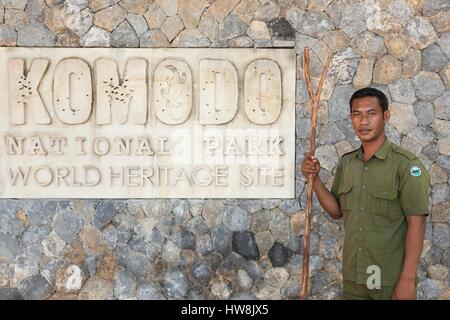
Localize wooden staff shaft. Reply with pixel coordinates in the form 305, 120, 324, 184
300, 48, 332, 300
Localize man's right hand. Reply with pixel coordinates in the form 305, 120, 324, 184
301, 152, 321, 180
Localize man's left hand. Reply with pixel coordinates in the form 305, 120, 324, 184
392, 277, 416, 300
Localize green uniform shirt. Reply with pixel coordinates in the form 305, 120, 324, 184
331, 138, 430, 286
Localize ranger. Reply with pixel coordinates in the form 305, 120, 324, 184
301, 87, 430, 300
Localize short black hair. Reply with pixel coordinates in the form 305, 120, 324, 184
349, 87, 389, 112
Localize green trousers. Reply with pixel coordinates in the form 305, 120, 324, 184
343, 280, 395, 300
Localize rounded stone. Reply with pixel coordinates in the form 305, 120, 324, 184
412, 71, 445, 101
136, 282, 166, 300
232, 231, 260, 260
422, 44, 448, 73
268, 242, 291, 267
373, 54, 402, 85
405, 16, 438, 49
223, 206, 250, 232
17, 23, 55, 47
351, 31, 386, 59
160, 269, 190, 299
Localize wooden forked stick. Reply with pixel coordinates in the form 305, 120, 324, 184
300, 47, 332, 300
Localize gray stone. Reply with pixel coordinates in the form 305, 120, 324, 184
431, 184, 450, 205
195, 233, 214, 257
171, 200, 190, 224
218, 14, 247, 41
318, 123, 346, 145
17, 23, 54, 47
160, 269, 190, 299
94, 201, 118, 230
126, 13, 148, 37
243, 260, 264, 281
269, 208, 290, 247
0, 288, 24, 300
0, 23, 16, 46
262, 199, 281, 210
414, 101, 435, 126
236, 269, 253, 290
202, 200, 225, 227
136, 282, 166, 300
172, 29, 211, 47
267, 18, 294, 41
315, 144, 339, 172
296, 11, 333, 37
422, 0, 450, 16
422, 44, 448, 72
278, 199, 301, 215
178, 228, 196, 250
238, 200, 263, 214
115, 245, 151, 278
425, 245, 443, 265
65, 7, 93, 37
405, 16, 438, 49
420, 279, 447, 299
388, 79, 417, 104
18, 275, 53, 300
268, 242, 291, 267
80, 26, 110, 47
296, 117, 311, 139
436, 155, 450, 173
412, 71, 445, 101
161, 240, 181, 266
434, 91, 450, 120
223, 206, 250, 232
232, 231, 259, 260
339, 3, 374, 38
286, 6, 305, 31
111, 20, 139, 48
52, 208, 83, 243
191, 262, 212, 285
212, 224, 232, 257
251, 210, 270, 233
188, 216, 209, 236
337, 119, 360, 147
40, 258, 63, 285
210, 275, 232, 299
351, 31, 386, 59
438, 33, 450, 59
432, 223, 449, 249
328, 48, 359, 85
113, 270, 137, 299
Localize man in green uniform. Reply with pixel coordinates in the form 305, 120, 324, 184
301, 87, 430, 300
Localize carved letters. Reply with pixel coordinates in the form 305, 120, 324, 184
0, 48, 295, 198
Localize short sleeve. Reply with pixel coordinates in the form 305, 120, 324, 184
399, 159, 431, 217
331, 159, 343, 199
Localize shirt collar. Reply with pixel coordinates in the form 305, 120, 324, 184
356, 137, 391, 160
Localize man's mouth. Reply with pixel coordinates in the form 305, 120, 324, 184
358, 129, 372, 135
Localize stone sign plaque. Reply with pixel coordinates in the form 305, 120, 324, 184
0, 48, 295, 198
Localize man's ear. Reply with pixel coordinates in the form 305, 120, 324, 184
384, 110, 390, 123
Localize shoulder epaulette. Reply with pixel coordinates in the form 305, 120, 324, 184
391, 144, 417, 161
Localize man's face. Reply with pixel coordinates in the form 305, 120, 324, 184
350, 96, 389, 143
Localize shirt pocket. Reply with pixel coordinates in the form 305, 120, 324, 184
371, 186, 398, 216
337, 182, 353, 214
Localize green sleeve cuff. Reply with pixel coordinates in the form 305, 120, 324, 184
403, 207, 429, 216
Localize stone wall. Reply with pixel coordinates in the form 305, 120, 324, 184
0, 0, 449, 300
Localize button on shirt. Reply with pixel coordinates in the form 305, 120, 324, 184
331, 138, 430, 286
